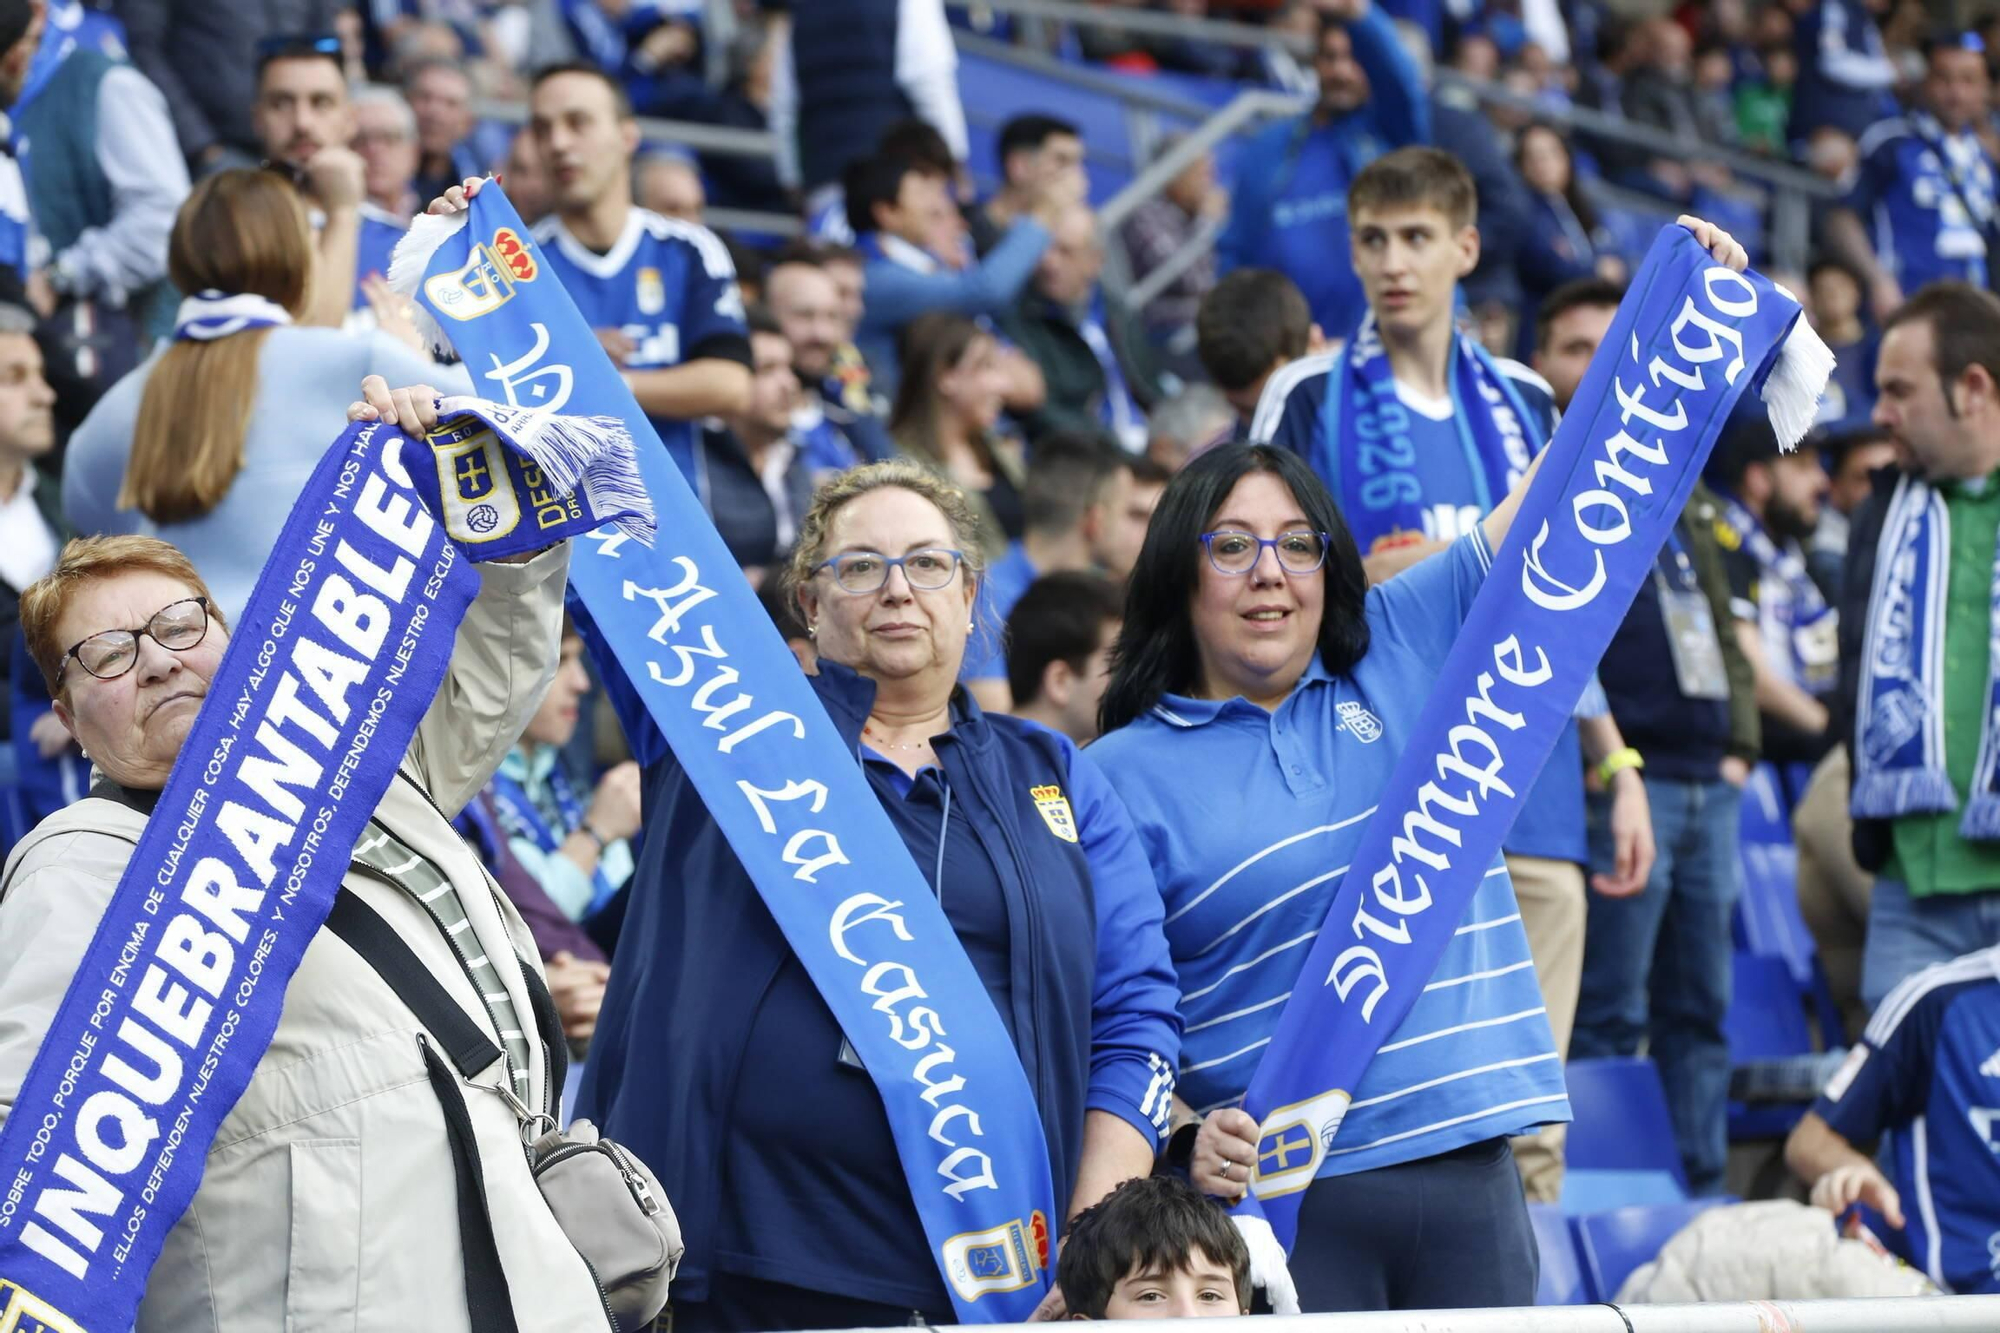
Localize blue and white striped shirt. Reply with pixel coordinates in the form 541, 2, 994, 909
1089, 532, 1569, 1177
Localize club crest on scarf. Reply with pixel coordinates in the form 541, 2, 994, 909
1029, 783, 1078, 842
942, 1209, 1050, 1303
0, 1279, 83, 1333
425, 224, 539, 322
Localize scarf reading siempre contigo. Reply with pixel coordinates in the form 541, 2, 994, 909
1233, 226, 1832, 1254
0, 390, 652, 1332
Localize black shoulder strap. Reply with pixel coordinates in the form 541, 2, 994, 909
322, 891, 503, 1079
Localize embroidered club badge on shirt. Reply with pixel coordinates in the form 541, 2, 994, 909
1029, 784, 1078, 842
1336, 700, 1383, 743
636, 265, 666, 316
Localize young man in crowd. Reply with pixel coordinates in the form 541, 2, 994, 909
1809, 257, 1880, 431
252, 36, 405, 327
1058, 1175, 1251, 1319
963, 432, 1149, 707
1841, 283, 2000, 1007
686, 305, 814, 581
1785, 944, 2000, 1294
1709, 419, 1838, 774
765, 244, 895, 470
1810, 424, 1901, 597
1199, 268, 1322, 433
1007, 572, 1124, 746
527, 62, 752, 471
1537, 278, 1761, 1197
1254, 150, 1655, 1200
969, 113, 1087, 256
1830, 33, 1996, 321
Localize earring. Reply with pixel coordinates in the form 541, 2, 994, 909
807, 624, 817, 638
966, 621, 974, 632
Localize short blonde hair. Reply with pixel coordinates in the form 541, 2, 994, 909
23, 536, 225, 695
784, 459, 988, 601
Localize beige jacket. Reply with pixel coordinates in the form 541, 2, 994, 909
0, 546, 616, 1333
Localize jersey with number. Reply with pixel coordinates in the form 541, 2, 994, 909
1850, 115, 1997, 291
1812, 947, 2000, 1294
531, 207, 751, 471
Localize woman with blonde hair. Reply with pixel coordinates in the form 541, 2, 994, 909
889, 311, 1027, 562
62, 168, 468, 622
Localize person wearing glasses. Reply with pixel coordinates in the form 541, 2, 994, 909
577, 459, 1182, 1329
0, 411, 625, 1327
1087, 443, 1561, 1312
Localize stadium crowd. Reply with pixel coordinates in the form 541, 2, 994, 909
0, 0, 1995, 1327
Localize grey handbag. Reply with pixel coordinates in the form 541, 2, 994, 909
528, 1119, 683, 1332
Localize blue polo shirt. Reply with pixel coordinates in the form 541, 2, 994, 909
1089, 532, 1569, 1176
1812, 946, 2000, 1295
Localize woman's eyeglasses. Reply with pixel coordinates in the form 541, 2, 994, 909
58, 598, 211, 685
1200, 530, 1330, 576
815, 549, 966, 594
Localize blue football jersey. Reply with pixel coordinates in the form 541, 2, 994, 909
354, 203, 407, 308
1814, 947, 2000, 1294
1850, 115, 1997, 292
532, 207, 750, 470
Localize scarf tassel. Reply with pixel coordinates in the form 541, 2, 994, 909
1759, 314, 1837, 451
1851, 767, 1959, 822
1960, 794, 2000, 840
439, 396, 658, 546
389, 206, 472, 358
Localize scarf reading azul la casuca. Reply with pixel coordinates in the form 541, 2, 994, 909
1233, 226, 1831, 1250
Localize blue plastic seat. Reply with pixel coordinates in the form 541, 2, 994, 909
1563, 1057, 1688, 1190
1529, 1203, 1589, 1305
1574, 1199, 1730, 1301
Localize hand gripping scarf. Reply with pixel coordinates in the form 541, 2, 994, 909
0, 399, 651, 1332
1234, 226, 1831, 1252
390, 188, 1060, 1321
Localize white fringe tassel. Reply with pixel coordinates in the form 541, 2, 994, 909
438, 396, 658, 544
387, 207, 472, 358
1760, 314, 1836, 452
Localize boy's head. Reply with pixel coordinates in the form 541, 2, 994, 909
1348, 147, 1480, 342
1059, 1176, 1250, 1319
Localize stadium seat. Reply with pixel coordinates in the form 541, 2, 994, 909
1573, 1199, 1730, 1301
1529, 1203, 1589, 1305
1726, 951, 1815, 1139
1564, 1057, 1689, 1190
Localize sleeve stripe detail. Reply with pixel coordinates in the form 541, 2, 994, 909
1863, 951, 1999, 1044
1494, 356, 1555, 401
642, 210, 738, 279
1249, 352, 1339, 445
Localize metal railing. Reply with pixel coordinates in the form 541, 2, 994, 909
808, 1295, 2000, 1332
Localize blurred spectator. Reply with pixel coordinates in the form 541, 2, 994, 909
559, 0, 714, 121
1514, 123, 1621, 358
1830, 35, 1995, 323
491, 624, 639, 930
527, 63, 753, 470
252, 36, 408, 327
1216, 0, 1426, 339
698, 20, 790, 217
1793, 744, 1873, 1042
968, 113, 1086, 257
63, 169, 469, 624
1785, 944, 2000, 1294
1007, 570, 1123, 745
634, 150, 705, 224
961, 431, 1145, 703
500, 123, 553, 223
769, 0, 969, 213
847, 151, 1055, 396
1841, 287, 2000, 1006
403, 55, 483, 205
1197, 267, 1320, 429
1145, 380, 1234, 471
1617, 18, 1714, 200
118, 0, 349, 173
688, 304, 815, 578
0, 3, 34, 290
1737, 40, 1798, 155
1709, 420, 1838, 775
1692, 39, 1741, 147
1809, 255, 1879, 430
1810, 423, 1898, 599
0, 302, 63, 755
765, 245, 895, 470
1788, 0, 1898, 145
889, 309, 1024, 561
1000, 201, 1156, 451
1118, 136, 1224, 355
352, 84, 421, 220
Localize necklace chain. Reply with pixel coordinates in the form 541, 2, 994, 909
864, 720, 934, 752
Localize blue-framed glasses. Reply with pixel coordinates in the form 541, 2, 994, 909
815, 548, 967, 594
1200, 529, 1330, 576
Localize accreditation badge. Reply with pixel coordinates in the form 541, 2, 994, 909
1657, 574, 1730, 701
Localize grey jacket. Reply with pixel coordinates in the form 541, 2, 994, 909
0, 545, 616, 1332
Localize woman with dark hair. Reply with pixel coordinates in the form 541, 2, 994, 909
1514, 123, 1623, 355
1090, 443, 1565, 1313
889, 310, 1027, 560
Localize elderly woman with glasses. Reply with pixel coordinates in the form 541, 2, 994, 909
0, 380, 631, 1330
577, 458, 1181, 1329
1087, 443, 1561, 1314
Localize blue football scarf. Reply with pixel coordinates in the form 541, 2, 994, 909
0, 399, 651, 1332
171, 290, 293, 343
1235, 226, 1831, 1252
1851, 473, 2000, 837
488, 756, 621, 916
1714, 488, 1838, 695
1316, 313, 1539, 548
391, 187, 1061, 1321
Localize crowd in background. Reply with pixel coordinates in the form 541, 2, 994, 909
0, 0, 1995, 1324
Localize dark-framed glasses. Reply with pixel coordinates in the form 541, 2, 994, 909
58, 597, 211, 685
815, 548, 966, 594
1200, 529, 1330, 576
